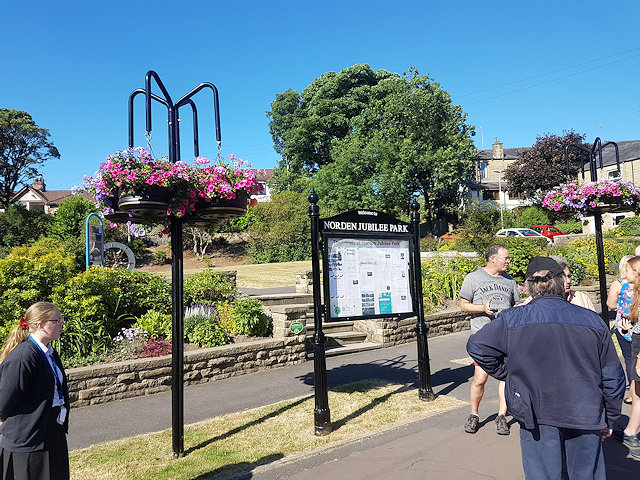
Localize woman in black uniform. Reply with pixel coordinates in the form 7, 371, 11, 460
0, 302, 70, 480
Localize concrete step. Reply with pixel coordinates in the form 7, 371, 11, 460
306, 321, 355, 335
306, 331, 368, 351
253, 294, 312, 306
307, 342, 383, 358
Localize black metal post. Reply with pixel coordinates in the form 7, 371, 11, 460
308, 190, 331, 435
410, 199, 435, 401
170, 216, 184, 457
565, 139, 620, 324
128, 70, 223, 458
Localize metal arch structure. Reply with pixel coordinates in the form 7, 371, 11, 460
127, 70, 222, 457
564, 137, 620, 323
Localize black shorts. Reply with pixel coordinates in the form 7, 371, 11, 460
632, 336, 640, 382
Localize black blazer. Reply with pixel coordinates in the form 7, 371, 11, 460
0, 339, 70, 452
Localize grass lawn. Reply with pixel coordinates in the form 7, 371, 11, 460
70, 379, 466, 480
193, 260, 312, 289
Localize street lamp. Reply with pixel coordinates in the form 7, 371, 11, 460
493, 169, 504, 229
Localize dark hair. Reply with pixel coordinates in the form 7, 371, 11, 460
525, 271, 565, 297
485, 244, 506, 262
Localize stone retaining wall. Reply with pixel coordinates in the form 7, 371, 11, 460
353, 310, 470, 346
67, 336, 306, 407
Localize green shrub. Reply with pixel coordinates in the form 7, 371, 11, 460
246, 191, 311, 263
217, 301, 237, 334
153, 250, 169, 265
133, 310, 172, 340
188, 321, 230, 348
183, 314, 209, 341
496, 237, 548, 282
183, 270, 236, 304
556, 238, 629, 278
0, 204, 52, 253
51, 267, 171, 358
554, 220, 583, 234
421, 257, 482, 313
0, 238, 77, 322
232, 297, 271, 337
49, 195, 97, 241
616, 217, 640, 236
518, 206, 550, 228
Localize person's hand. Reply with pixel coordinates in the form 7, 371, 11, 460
600, 428, 612, 441
484, 298, 495, 317
636, 356, 640, 377
619, 317, 632, 331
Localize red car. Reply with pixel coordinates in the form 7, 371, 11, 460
530, 225, 565, 242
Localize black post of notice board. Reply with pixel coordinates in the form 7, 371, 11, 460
308, 190, 332, 435
410, 198, 435, 400
308, 194, 435, 433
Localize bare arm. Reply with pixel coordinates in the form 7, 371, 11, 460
460, 298, 495, 317
606, 280, 621, 311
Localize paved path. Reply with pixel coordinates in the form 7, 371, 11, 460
68, 331, 638, 478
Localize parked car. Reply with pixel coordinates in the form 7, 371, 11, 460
495, 228, 552, 244
530, 225, 565, 242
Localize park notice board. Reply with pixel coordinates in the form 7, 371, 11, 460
320, 210, 415, 321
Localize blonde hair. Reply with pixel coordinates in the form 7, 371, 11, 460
0, 302, 60, 362
627, 257, 640, 324
619, 255, 633, 280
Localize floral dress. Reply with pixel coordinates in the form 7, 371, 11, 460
615, 280, 633, 342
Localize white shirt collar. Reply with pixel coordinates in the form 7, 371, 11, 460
30, 336, 53, 356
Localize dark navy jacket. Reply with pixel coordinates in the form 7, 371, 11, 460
467, 294, 625, 430
0, 339, 70, 452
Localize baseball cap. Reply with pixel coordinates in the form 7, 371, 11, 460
525, 256, 564, 280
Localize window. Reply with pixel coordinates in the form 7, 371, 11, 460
608, 169, 621, 179
482, 189, 499, 200
479, 162, 487, 179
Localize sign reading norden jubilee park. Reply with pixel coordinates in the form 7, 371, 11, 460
320, 210, 415, 321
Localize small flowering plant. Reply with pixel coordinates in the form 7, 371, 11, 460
79, 147, 263, 222
542, 179, 640, 218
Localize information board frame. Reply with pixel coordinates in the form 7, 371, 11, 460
320, 209, 417, 322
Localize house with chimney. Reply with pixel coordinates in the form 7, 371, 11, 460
8, 177, 83, 214
463, 137, 529, 210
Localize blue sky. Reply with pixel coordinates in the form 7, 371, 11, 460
1, 0, 639, 190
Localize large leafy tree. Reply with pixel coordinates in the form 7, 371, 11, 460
0, 109, 60, 209
504, 130, 586, 204
267, 64, 476, 219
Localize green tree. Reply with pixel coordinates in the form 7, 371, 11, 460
504, 130, 586, 204
267, 65, 476, 218
246, 191, 311, 263
0, 109, 60, 209
49, 195, 97, 241
0, 204, 52, 254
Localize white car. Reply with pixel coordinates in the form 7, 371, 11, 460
495, 228, 552, 244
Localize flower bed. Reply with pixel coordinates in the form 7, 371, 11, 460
542, 179, 640, 218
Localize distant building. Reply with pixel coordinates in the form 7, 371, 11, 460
8, 177, 89, 214
252, 168, 274, 202
463, 137, 529, 210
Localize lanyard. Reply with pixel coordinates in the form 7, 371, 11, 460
28, 336, 64, 404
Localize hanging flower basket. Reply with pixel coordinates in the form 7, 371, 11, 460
117, 185, 171, 219
77, 148, 263, 226
185, 193, 249, 226
542, 179, 640, 218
